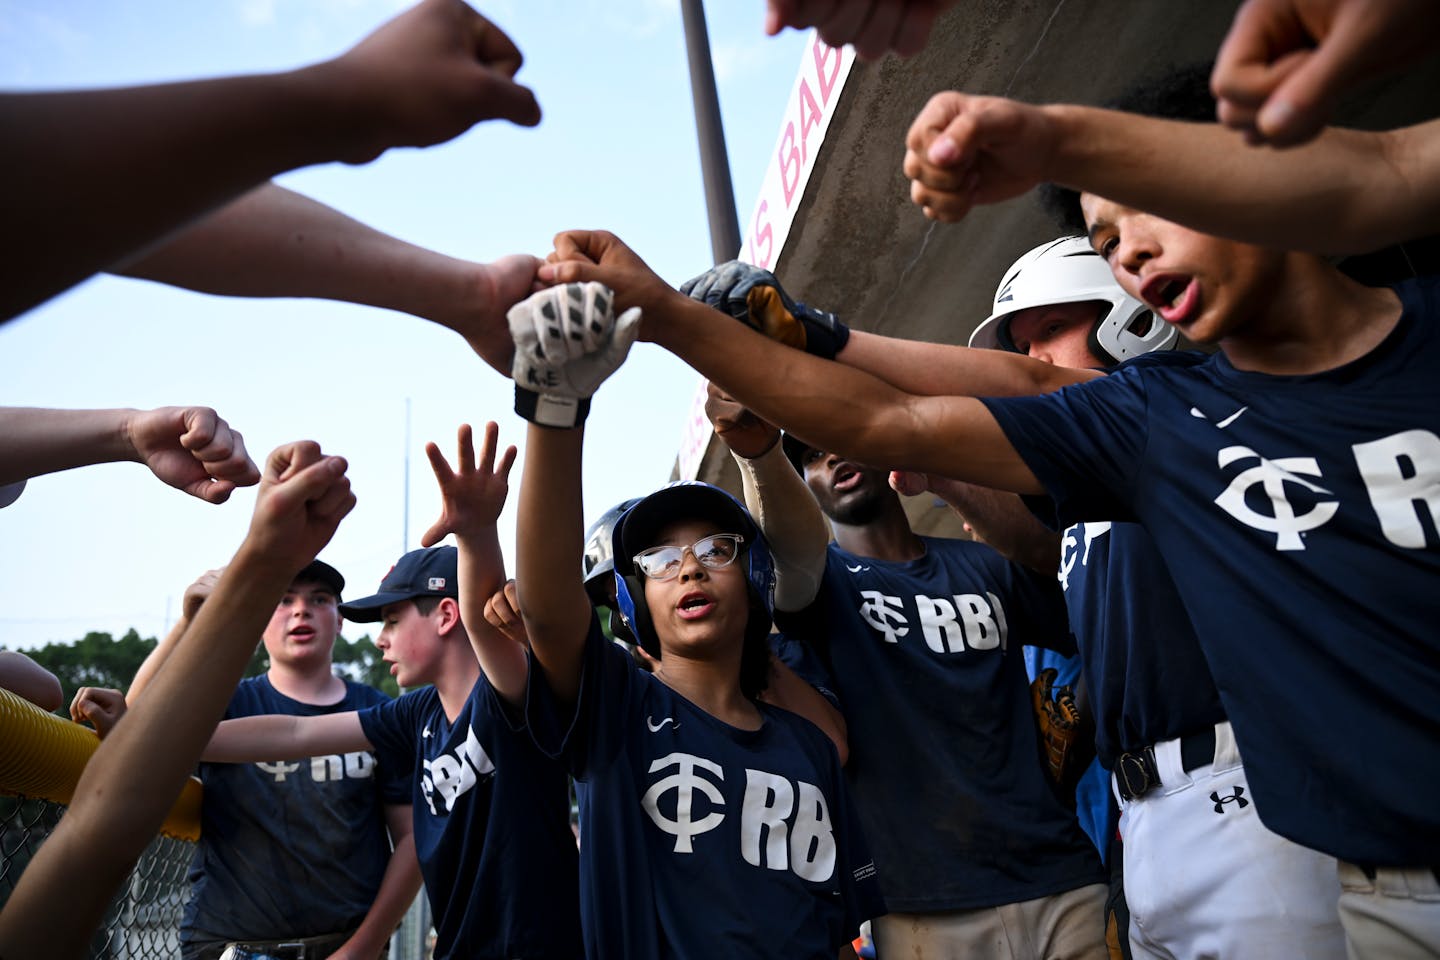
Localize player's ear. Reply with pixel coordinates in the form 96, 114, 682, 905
435, 596, 463, 636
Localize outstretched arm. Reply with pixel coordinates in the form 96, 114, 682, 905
128, 567, 224, 702
0, 440, 355, 960
682, 260, 1098, 397
540, 232, 1040, 495
902, 91, 1440, 256
203, 711, 371, 763
421, 421, 526, 706
705, 384, 829, 613
115, 183, 540, 377
2, 0, 540, 322
0, 406, 258, 502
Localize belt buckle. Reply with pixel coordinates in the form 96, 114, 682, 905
1117, 745, 1159, 800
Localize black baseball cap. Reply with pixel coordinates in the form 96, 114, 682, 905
293, 559, 345, 599
339, 546, 458, 623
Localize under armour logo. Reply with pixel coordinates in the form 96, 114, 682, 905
1213, 446, 1338, 550
642, 752, 725, 853
1210, 786, 1249, 813
256, 760, 302, 783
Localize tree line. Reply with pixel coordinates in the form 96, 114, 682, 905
7, 629, 400, 714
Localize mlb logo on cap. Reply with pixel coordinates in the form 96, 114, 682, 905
338, 546, 459, 623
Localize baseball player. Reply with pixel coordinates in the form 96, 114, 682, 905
506, 281, 884, 959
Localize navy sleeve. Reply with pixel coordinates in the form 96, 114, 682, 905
525, 615, 635, 777
357, 692, 419, 794
981, 364, 1155, 527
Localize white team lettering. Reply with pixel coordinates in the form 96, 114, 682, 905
740, 772, 835, 881
643, 752, 726, 853
1213, 446, 1338, 550
421, 726, 495, 816
308, 751, 375, 782
1352, 430, 1440, 548
857, 591, 907, 643
1057, 521, 1111, 591
914, 593, 1008, 652
255, 760, 302, 783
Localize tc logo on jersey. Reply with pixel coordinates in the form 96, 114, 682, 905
1212, 431, 1440, 551
1058, 522, 1111, 591
642, 751, 837, 882
1213, 446, 1337, 550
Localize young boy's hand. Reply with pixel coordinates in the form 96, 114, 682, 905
70, 687, 127, 739
126, 405, 259, 504
902, 92, 1059, 222
240, 441, 354, 575
482, 579, 530, 648
705, 383, 781, 460
422, 421, 517, 546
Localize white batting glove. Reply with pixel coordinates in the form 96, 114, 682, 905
508, 283, 642, 428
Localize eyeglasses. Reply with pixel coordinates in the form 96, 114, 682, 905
632, 534, 746, 581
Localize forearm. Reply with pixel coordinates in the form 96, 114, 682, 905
732, 445, 828, 612
1043, 105, 1440, 255
646, 295, 1039, 493
456, 525, 528, 706
114, 183, 485, 328
928, 478, 1059, 575
0, 652, 63, 713
514, 425, 590, 702
1, 64, 369, 321
0, 546, 295, 957
837, 330, 1096, 397
338, 816, 422, 960
203, 710, 368, 762
127, 616, 188, 703
0, 408, 138, 485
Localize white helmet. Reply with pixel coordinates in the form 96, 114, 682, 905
969, 236, 1176, 364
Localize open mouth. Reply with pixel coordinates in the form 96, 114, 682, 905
833, 464, 862, 492
677, 592, 715, 619
1140, 273, 1197, 324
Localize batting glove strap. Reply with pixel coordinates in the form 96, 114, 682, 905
514, 386, 592, 429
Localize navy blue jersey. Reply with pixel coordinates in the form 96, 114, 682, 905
1057, 520, 1226, 769
776, 538, 1104, 912
357, 675, 581, 960
183, 676, 406, 955
982, 276, 1440, 865
527, 617, 883, 960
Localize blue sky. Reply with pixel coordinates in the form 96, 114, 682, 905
0, 1, 814, 651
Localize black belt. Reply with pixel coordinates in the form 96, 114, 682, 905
1115, 726, 1217, 801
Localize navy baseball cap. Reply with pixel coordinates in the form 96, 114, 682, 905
339, 546, 458, 622
294, 559, 345, 599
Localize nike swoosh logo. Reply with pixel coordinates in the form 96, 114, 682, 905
422, 727, 431, 738
1217, 406, 1249, 428
845, 563, 870, 573
646, 716, 678, 733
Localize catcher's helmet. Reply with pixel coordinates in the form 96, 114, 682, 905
969, 236, 1176, 365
